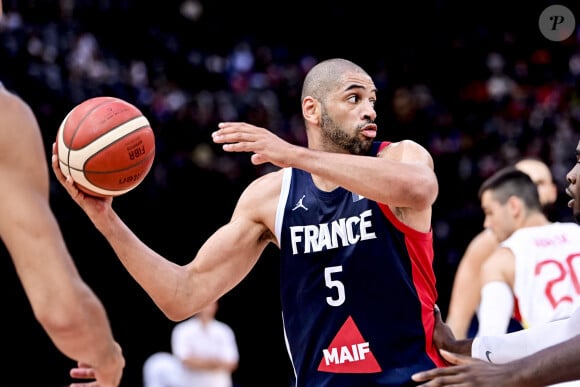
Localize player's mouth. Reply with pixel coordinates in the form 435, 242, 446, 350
360, 123, 377, 139
566, 187, 574, 208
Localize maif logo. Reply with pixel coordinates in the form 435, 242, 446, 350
318, 316, 381, 373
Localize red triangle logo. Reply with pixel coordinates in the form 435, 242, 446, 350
317, 316, 381, 373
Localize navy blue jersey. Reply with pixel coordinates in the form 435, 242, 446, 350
274, 141, 444, 386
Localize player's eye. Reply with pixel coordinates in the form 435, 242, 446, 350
347, 95, 359, 104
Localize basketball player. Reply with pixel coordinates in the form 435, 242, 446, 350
0, 79, 124, 382
52, 58, 446, 385
411, 143, 580, 385
446, 158, 558, 338
474, 167, 580, 337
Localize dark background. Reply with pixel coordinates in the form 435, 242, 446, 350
1, 0, 580, 386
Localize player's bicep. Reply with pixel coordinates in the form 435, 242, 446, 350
189, 207, 271, 297
216, 180, 276, 263
207, 215, 270, 268
185, 171, 278, 298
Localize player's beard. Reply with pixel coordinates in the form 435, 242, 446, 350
320, 111, 373, 155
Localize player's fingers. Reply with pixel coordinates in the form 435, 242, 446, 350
213, 122, 266, 141
251, 153, 269, 165
213, 122, 243, 138
50, 143, 66, 179
70, 367, 95, 379
418, 381, 469, 387
217, 121, 249, 131
439, 350, 476, 365
412, 365, 461, 382
414, 372, 471, 387
51, 156, 63, 173
49, 158, 95, 202
51, 154, 60, 172
217, 121, 241, 126
212, 130, 257, 145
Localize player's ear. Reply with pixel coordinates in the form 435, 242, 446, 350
302, 96, 320, 125
507, 195, 524, 218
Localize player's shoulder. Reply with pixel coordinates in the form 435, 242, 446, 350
233, 169, 283, 238
460, 228, 499, 265
554, 221, 580, 230
0, 86, 39, 141
483, 244, 516, 275
469, 228, 498, 249
542, 221, 580, 241
0, 87, 49, 213
379, 139, 433, 165
213, 319, 236, 333
380, 139, 423, 152
0, 87, 44, 161
245, 168, 284, 194
237, 169, 284, 212
0, 86, 31, 117
381, 140, 421, 153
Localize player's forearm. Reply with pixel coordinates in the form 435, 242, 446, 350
9, 215, 123, 372
40, 298, 119, 363
473, 312, 580, 363
446, 290, 477, 340
289, 146, 437, 209
94, 209, 189, 319
499, 336, 580, 386
446, 258, 483, 338
441, 338, 473, 356
477, 281, 513, 336
38, 281, 124, 374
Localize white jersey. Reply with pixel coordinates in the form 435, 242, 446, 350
506, 222, 580, 329
143, 316, 239, 387
171, 317, 239, 387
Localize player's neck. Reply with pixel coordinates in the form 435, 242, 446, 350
522, 212, 550, 228
311, 174, 340, 192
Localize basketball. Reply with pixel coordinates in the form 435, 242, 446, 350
56, 96, 156, 197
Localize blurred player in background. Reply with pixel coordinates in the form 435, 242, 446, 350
446, 158, 558, 338
474, 167, 580, 337
143, 300, 239, 387
412, 140, 580, 386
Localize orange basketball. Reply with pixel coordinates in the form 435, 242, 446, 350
56, 96, 156, 197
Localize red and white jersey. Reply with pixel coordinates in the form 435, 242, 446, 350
506, 222, 580, 328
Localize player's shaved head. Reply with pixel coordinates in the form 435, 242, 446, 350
515, 158, 552, 184
301, 58, 370, 102
515, 158, 557, 206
